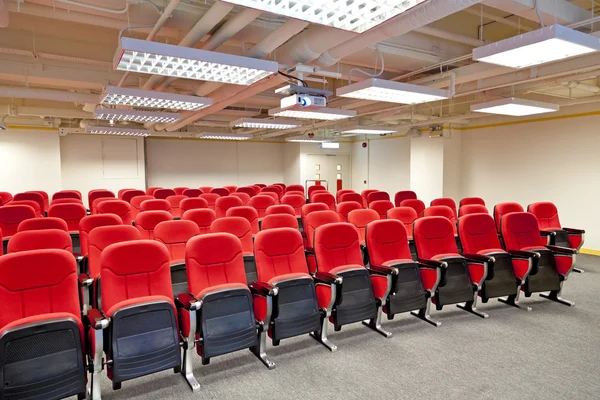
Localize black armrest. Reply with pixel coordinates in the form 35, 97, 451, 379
369, 264, 398, 276
508, 250, 540, 259
78, 273, 93, 287
86, 308, 108, 329
418, 258, 448, 269
540, 230, 556, 237
463, 254, 495, 264
563, 227, 585, 234
251, 281, 278, 297
547, 245, 577, 255
313, 271, 342, 285
175, 293, 201, 311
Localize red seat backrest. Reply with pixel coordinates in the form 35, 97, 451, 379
394, 190, 417, 207
458, 214, 503, 254
224, 185, 238, 194
199, 186, 214, 194
281, 194, 305, 216
413, 216, 459, 260
88, 225, 140, 278
88, 190, 115, 210
180, 197, 208, 213
0, 249, 80, 330
146, 187, 162, 196
493, 202, 524, 233
387, 207, 418, 238
226, 206, 259, 234
48, 203, 87, 231
337, 201, 363, 221
340, 192, 363, 205
0, 205, 37, 237
134, 210, 172, 239
236, 187, 256, 197
336, 189, 355, 203
262, 187, 281, 200
430, 198, 457, 217
424, 205, 457, 233
259, 191, 279, 204
230, 192, 251, 205
215, 196, 243, 218
347, 209, 379, 245
14, 192, 45, 214
181, 209, 216, 234
286, 185, 304, 195
369, 200, 394, 219
249, 195, 277, 218
166, 195, 188, 218
185, 233, 248, 296
527, 202, 562, 230
307, 185, 327, 200
400, 199, 426, 217
173, 187, 189, 195
360, 189, 378, 207
130, 195, 155, 217
265, 204, 295, 216
211, 187, 231, 197
78, 214, 123, 257
51, 198, 83, 206
0, 192, 13, 206
300, 203, 329, 230
117, 188, 135, 199
27, 191, 49, 210
458, 204, 489, 217
153, 188, 176, 200
121, 190, 146, 203
366, 219, 412, 265
314, 222, 363, 273
140, 199, 171, 213
367, 191, 390, 204
211, 217, 253, 255
501, 212, 546, 251
261, 214, 298, 230
182, 188, 203, 197
8, 229, 73, 253
100, 241, 174, 317
254, 228, 309, 282
154, 220, 199, 264
459, 197, 485, 207
10, 200, 41, 217
97, 200, 134, 225
311, 192, 336, 211
52, 190, 81, 201
18, 217, 68, 232
199, 193, 220, 211
304, 210, 340, 249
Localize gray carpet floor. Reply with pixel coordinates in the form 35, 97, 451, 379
92, 254, 600, 400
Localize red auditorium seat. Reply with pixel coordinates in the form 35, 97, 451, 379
340, 192, 363, 204
211, 187, 230, 197
493, 202, 524, 233
311, 192, 336, 210
251, 185, 262, 195
360, 189, 378, 207
199, 186, 214, 194
263, 186, 282, 199
215, 196, 243, 218
459, 204, 489, 217
249, 195, 277, 218
0, 205, 37, 249
17, 216, 68, 232
121, 189, 146, 203
304, 210, 340, 274
460, 197, 485, 207
146, 187, 162, 195
182, 188, 203, 197
394, 190, 417, 207
93, 241, 182, 393
178, 234, 265, 380
78, 214, 122, 258
260, 189, 280, 203
528, 201, 585, 251
135, 210, 172, 239
27, 190, 49, 211
314, 222, 389, 341
252, 228, 323, 354
154, 188, 176, 199
181, 209, 216, 234
51, 197, 83, 205
231, 192, 251, 205
0, 191, 12, 205
236, 186, 256, 197
166, 195, 188, 218
459, 213, 531, 311
265, 204, 295, 216
154, 220, 200, 296
387, 207, 417, 238
413, 216, 487, 321
8, 229, 73, 253
254, 183, 267, 188
140, 198, 172, 213
273, 183, 286, 190
285, 184, 304, 194
430, 198, 457, 217
224, 185, 238, 194
49, 202, 87, 231
91, 197, 114, 215
174, 186, 189, 195
261, 214, 298, 230
11, 200, 41, 216
87, 225, 141, 280
227, 206, 260, 234
180, 197, 208, 213
365, 219, 428, 322
211, 216, 256, 283
199, 193, 220, 211
130, 195, 154, 217
424, 205, 457, 233
337, 201, 363, 221
367, 191, 390, 205
336, 189, 355, 203
347, 208, 379, 246
97, 199, 134, 225
14, 192, 45, 215
117, 188, 135, 199
501, 212, 577, 307
281, 193, 305, 216
307, 185, 327, 200
369, 200, 394, 219
52, 190, 81, 201
0, 250, 87, 399
400, 199, 425, 217
88, 189, 115, 211
300, 202, 329, 235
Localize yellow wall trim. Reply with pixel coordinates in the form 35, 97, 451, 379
580, 248, 600, 257
6, 125, 58, 131
460, 110, 600, 131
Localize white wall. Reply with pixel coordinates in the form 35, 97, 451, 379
283, 142, 301, 185
146, 138, 284, 188
0, 129, 62, 196
442, 130, 462, 200
60, 134, 145, 205
410, 135, 444, 205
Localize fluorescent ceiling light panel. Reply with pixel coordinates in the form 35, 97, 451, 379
470, 97, 559, 116
220, 0, 426, 33
321, 142, 340, 149
473, 24, 600, 69
269, 107, 356, 120
231, 118, 302, 129
340, 126, 397, 134
101, 86, 211, 111
115, 38, 278, 85
95, 107, 181, 123
337, 78, 449, 104
196, 133, 252, 140
286, 138, 330, 143
86, 126, 152, 136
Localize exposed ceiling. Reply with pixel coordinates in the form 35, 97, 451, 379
1, 0, 600, 140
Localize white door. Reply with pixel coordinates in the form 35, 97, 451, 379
303, 154, 350, 195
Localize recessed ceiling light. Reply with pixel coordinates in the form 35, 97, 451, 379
285, 138, 330, 143
269, 107, 356, 120
321, 142, 340, 149
196, 133, 253, 140
473, 24, 600, 69
86, 126, 152, 136
114, 37, 278, 85
337, 78, 449, 104
101, 86, 212, 111
231, 118, 303, 129
340, 126, 397, 135
95, 107, 181, 123
470, 97, 559, 116
219, 0, 426, 33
